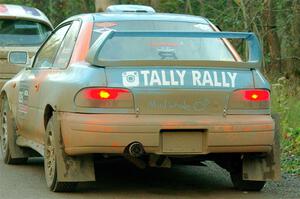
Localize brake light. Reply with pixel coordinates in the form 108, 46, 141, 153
84, 88, 129, 100
241, 89, 270, 101
228, 89, 270, 111
75, 87, 133, 108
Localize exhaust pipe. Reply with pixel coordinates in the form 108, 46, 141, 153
128, 142, 144, 158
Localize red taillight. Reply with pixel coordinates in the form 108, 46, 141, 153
228, 89, 270, 111
84, 88, 129, 100
237, 89, 270, 101
75, 87, 133, 108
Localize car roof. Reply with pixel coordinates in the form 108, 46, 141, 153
63, 12, 210, 25
0, 4, 53, 29
92, 12, 210, 24
106, 4, 156, 13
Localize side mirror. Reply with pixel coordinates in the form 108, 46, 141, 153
8, 51, 28, 65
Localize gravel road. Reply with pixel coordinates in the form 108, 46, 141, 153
0, 154, 299, 199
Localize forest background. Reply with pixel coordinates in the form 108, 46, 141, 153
1, 0, 299, 174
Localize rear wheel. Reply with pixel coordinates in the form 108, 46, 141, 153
0, 95, 27, 164
44, 117, 77, 192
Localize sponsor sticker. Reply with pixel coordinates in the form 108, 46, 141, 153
18, 87, 29, 114
95, 22, 118, 28
122, 71, 140, 87
121, 69, 237, 88
22, 6, 40, 16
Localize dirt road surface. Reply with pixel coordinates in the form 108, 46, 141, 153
0, 153, 299, 199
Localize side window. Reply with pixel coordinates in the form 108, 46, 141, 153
53, 21, 81, 68
33, 25, 71, 68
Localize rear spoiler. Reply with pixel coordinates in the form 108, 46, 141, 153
87, 30, 262, 68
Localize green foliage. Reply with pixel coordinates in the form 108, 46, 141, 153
272, 77, 300, 174
281, 127, 300, 175
156, 0, 185, 13
272, 77, 290, 130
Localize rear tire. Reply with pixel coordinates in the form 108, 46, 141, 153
0, 95, 27, 164
44, 117, 77, 192
230, 168, 266, 191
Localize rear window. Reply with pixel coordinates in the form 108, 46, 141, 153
92, 21, 235, 61
91, 21, 234, 61
0, 19, 51, 46
91, 21, 213, 45
98, 35, 234, 61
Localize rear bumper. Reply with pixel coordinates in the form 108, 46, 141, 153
60, 113, 274, 155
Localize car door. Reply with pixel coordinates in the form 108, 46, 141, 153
16, 24, 71, 143
35, 20, 82, 142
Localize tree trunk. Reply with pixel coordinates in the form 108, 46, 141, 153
149, 0, 160, 9
185, 0, 193, 14
81, 0, 88, 13
287, 1, 300, 77
198, 0, 205, 16
263, 0, 281, 73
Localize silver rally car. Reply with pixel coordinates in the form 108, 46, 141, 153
0, 4, 53, 89
0, 5, 280, 192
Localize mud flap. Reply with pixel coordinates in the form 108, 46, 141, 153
243, 114, 281, 181
149, 154, 171, 168
52, 112, 95, 182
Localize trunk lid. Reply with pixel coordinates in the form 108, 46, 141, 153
105, 67, 254, 115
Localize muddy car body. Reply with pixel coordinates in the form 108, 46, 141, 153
0, 4, 53, 89
0, 5, 280, 192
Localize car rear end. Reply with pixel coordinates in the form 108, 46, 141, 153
62, 25, 274, 157
55, 8, 280, 191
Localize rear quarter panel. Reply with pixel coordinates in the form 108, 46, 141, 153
0, 72, 24, 116
37, 63, 107, 112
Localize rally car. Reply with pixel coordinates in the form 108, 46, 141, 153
0, 4, 53, 89
0, 5, 280, 192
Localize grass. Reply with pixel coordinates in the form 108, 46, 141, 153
271, 77, 300, 175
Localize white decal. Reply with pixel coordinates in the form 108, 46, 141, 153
176, 70, 186, 86
222, 72, 230, 87
140, 70, 150, 86
122, 71, 140, 87
191, 70, 237, 88
142, 70, 185, 86
18, 91, 24, 103
24, 90, 29, 96
121, 70, 238, 88
150, 70, 162, 86
227, 72, 237, 88
202, 71, 214, 86
192, 71, 201, 86
161, 70, 170, 86
213, 71, 222, 87
170, 70, 179, 86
